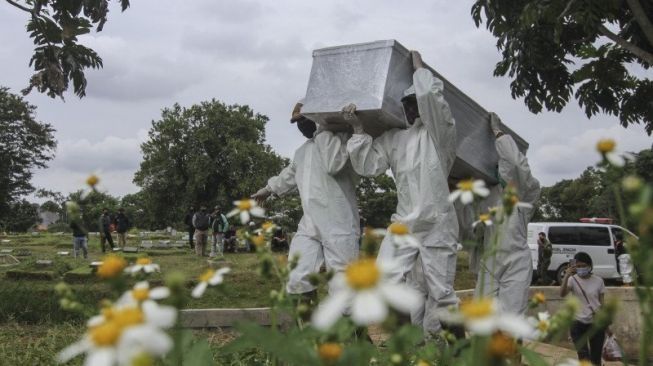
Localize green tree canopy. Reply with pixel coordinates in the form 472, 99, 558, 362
472, 0, 653, 133
133, 100, 286, 228
66, 189, 119, 232
0, 87, 56, 225
357, 174, 398, 228
2, 199, 40, 232
5, 0, 130, 98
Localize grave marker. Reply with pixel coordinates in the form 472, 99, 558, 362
123, 246, 139, 253
36, 260, 53, 267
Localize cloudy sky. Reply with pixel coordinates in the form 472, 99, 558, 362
2, 0, 651, 201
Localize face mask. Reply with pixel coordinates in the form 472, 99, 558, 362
576, 267, 591, 277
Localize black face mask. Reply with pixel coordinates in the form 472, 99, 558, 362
296, 118, 317, 138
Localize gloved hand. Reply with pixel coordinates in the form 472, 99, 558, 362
251, 187, 272, 204
315, 122, 326, 136
342, 103, 364, 134
489, 112, 504, 137
410, 50, 424, 70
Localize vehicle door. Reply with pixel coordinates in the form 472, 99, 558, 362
547, 226, 579, 272
576, 225, 615, 278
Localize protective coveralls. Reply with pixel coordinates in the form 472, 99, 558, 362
265, 131, 360, 295
475, 133, 541, 315
346, 67, 459, 333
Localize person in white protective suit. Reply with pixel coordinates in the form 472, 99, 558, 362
474, 113, 541, 315
344, 50, 459, 335
251, 102, 360, 301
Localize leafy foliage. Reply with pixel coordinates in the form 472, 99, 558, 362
0, 87, 56, 226
66, 189, 119, 232
133, 100, 286, 228
2, 199, 40, 232
472, 0, 653, 133
357, 174, 397, 228
6, 0, 130, 98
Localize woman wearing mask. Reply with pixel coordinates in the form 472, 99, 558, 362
560, 252, 606, 365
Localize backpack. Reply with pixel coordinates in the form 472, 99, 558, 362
195, 213, 210, 231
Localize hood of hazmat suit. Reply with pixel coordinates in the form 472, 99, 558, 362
347, 67, 458, 245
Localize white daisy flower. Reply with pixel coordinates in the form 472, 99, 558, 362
372, 222, 420, 249
192, 267, 231, 298
255, 221, 277, 235
116, 281, 170, 306
124, 258, 160, 275
57, 301, 176, 366
227, 199, 265, 225
596, 138, 626, 167
448, 179, 490, 205
440, 298, 533, 339
472, 213, 493, 228
311, 259, 422, 330
528, 311, 551, 340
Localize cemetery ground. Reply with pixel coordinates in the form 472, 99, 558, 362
0, 231, 477, 364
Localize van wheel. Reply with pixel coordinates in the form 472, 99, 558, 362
556, 263, 569, 285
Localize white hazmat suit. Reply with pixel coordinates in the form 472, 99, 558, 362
346, 67, 459, 333
475, 133, 541, 315
265, 130, 360, 295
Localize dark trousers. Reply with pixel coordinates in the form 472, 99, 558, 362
100, 229, 114, 252
188, 228, 195, 249
570, 320, 605, 366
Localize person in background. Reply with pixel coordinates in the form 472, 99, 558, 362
184, 206, 196, 250
537, 232, 553, 285
271, 227, 288, 252
70, 220, 88, 259
98, 208, 114, 253
560, 252, 606, 366
210, 206, 229, 257
114, 208, 130, 248
614, 231, 626, 274
192, 206, 210, 256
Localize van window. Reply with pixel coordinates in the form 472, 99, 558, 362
548, 226, 611, 246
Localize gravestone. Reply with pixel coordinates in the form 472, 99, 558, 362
31, 232, 40, 236
36, 260, 53, 267
0, 254, 19, 267
156, 240, 170, 249
14, 249, 32, 257
123, 246, 139, 253
171, 241, 186, 248
57, 251, 70, 256
112, 248, 123, 252
140, 240, 154, 249
1, 249, 13, 254
1, 239, 10, 243
89, 261, 103, 273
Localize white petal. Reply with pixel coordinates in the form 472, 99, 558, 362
226, 208, 239, 218
84, 348, 115, 366
461, 191, 474, 204
484, 220, 493, 226
351, 290, 388, 325
208, 273, 224, 286
216, 267, 231, 275
144, 264, 160, 273
240, 211, 250, 225
472, 180, 486, 188
134, 281, 149, 290
607, 152, 625, 167
232, 200, 241, 206
497, 315, 534, 338
311, 290, 351, 331
474, 186, 490, 197
379, 283, 422, 314
57, 339, 91, 363
149, 287, 170, 300
119, 326, 173, 356
538, 312, 550, 321
191, 282, 208, 298
250, 206, 265, 218
116, 291, 135, 306
371, 228, 387, 236
448, 190, 461, 203
87, 315, 105, 328
466, 317, 498, 335
143, 301, 177, 328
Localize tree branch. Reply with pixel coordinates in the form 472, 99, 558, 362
598, 24, 653, 64
557, 0, 577, 22
5, 0, 32, 13
626, 0, 653, 47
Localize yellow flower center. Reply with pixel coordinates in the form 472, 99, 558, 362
510, 195, 519, 205
101, 307, 114, 321
345, 259, 380, 290
597, 139, 616, 153
457, 179, 474, 191
136, 258, 152, 265
237, 200, 252, 211
460, 298, 494, 319
262, 221, 274, 231
537, 319, 549, 332
199, 269, 215, 282
579, 361, 593, 366
417, 361, 431, 366
90, 321, 122, 346
388, 222, 409, 235
318, 342, 343, 362
533, 292, 546, 304
251, 235, 266, 248
113, 307, 145, 328
487, 331, 517, 358
479, 213, 491, 222
86, 174, 100, 187
97, 256, 127, 279
132, 288, 150, 302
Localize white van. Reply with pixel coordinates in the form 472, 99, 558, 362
527, 222, 637, 284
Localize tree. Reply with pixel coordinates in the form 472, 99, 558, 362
0, 87, 56, 225
472, 0, 653, 133
134, 100, 287, 228
357, 174, 397, 228
5, 0, 130, 98
66, 189, 119, 232
2, 199, 40, 232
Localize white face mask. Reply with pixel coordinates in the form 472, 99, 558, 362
576, 267, 591, 277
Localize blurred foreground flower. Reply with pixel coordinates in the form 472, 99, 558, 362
257, 221, 277, 235
227, 199, 265, 224
448, 179, 489, 205
58, 302, 176, 366
125, 258, 160, 275
311, 259, 422, 330
596, 138, 625, 167
117, 281, 170, 306
487, 331, 517, 358
97, 256, 127, 279
192, 267, 231, 298
441, 298, 533, 338
472, 213, 493, 228
317, 342, 342, 364
528, 312, 551, 339
372, 222, 420, 248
